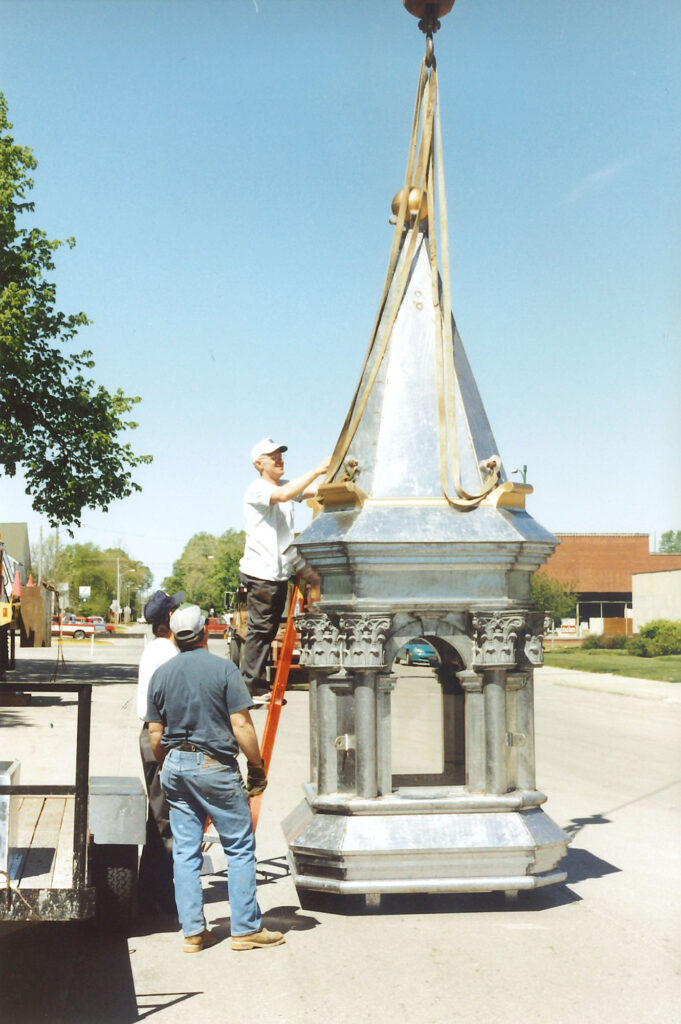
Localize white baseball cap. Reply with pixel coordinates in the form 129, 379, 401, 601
250, 437, 288, 462
169, 605, 205, 643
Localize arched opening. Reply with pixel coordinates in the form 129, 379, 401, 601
390, 636, 466, 789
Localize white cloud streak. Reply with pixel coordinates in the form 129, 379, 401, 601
566, 157, 635, 204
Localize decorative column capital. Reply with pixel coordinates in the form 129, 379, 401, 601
472, 611, 525, 669
472, 610, 546, 670
295, 612, 342, 670
296, 611, 392, 670
339, 613, 391, 670
521, 612, 545, 667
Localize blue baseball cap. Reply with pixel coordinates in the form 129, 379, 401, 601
143, 590, 185, 624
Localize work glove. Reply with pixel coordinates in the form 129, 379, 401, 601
246, 759, 268, 797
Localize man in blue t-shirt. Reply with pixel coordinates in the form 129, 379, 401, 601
146, 604, 285, 954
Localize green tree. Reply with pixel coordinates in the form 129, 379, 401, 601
0, 92, 151, 529
659, 530, 681, 554
163, 530, 245, 614
531, 572, 577, 623
53, 542, 152, 618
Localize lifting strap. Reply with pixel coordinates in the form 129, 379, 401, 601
325, 58, 500, 510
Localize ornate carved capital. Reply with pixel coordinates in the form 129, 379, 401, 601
472, 611, 525, 668
339, 614, 391, 669
472, 610, 545, 669
295, 612, 342, 670
296, 612, 393, 670
522, 612, 545, 667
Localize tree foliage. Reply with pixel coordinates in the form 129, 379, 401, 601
530, 572, 577, 623
0, 92, 151, 529
42, 541, 152, 618
162, 530, 245, 614
659, 530, 681, 554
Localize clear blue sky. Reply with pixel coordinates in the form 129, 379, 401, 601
2, 0, 679, 586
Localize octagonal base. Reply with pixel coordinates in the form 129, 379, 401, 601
283, 789, 569, 897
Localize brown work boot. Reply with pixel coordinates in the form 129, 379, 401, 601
183, 928, 218, 953
231, 926, 285, 951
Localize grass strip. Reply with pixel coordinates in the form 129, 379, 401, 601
543, 649, 681, 683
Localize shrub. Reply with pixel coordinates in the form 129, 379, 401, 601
601, 635, 627, 649
625, 636, 653, 657
582, 634, 627, 650
626, 620, 681, 657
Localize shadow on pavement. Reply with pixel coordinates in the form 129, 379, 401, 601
0, 920, 142, 1023
565, 847, 620, 885
2, 657, 137, 688
564, 812, 612, 838
206, 904, 319, 939
292, 884, 581, 917
0, 660, 138, 730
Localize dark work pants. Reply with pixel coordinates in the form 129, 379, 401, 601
138, 725, 176, 914
239, 573, 288, 696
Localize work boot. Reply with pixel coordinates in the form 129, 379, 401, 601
183, 928, 218, 953
231, 927, 285, 950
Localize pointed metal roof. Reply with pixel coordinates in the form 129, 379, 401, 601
334, 228, 503, 502
295, 52, 556, 567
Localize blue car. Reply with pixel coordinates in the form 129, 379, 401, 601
394, 640, 439, 666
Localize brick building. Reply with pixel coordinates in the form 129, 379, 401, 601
541, 533, 681, 633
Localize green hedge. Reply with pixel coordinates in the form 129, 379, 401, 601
625, 619, 681, 658
582, 634, 627, 650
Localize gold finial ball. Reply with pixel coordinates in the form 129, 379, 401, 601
391, 187, 428, 223
403, 1, 455, 19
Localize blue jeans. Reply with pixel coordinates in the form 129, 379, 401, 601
160, 749, 262, 938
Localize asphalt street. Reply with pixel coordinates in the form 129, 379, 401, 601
0, 636, 679, 1024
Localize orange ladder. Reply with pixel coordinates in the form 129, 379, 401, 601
249, 585, 302, 830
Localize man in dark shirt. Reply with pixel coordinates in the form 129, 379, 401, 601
146, 604, 285, 954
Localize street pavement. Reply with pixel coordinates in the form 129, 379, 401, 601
0, 635, 679, 1024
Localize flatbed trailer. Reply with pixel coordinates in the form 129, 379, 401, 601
0, 682, 145, 929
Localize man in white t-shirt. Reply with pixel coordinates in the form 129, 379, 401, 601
137, 588, 184, 914
239, 437, 330, 704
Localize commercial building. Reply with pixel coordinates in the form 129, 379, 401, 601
632, 569, 681, 632
542, 534, 681, 635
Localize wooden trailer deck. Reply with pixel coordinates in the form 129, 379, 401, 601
0, 682, 96, 922
9, 795, 76, 891
1, 795, 95, 920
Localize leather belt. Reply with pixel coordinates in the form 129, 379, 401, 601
173, 743, 234, 766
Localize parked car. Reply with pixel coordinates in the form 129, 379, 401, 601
85, 615, 116, 634
394, 640, 439, 666
51, 616, 106, 640
206, 616, 229, 638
